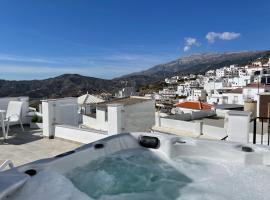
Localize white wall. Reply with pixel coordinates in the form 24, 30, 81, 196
122, 100, 155, 132
55, 104, 79, 126
204, 81, 223, 94
202, 125, 227, 139
243, 87, 269, 100
223, 93, 244, 105
207, 95, 224, 104
82, 98, 155, 134
160, 117, 202, 135
107, 104, 123, 134
178, 107, 196, 114
191, 110, 216, 120
215, 109, 230, 118
155, 114, 226, 139
226, 111, 251, 143
82, 110, 108, 131
54, 125, 107, 144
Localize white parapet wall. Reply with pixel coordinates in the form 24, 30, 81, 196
42, 97, 79, 138
54, 125, 108, 144
160, 117, 202, 136
154, 112, 227, 139
202, 124, 227, 139
191, 110, 216, 120
82, 97, 155, 135
216, 109, 230, 118
122, 100, 155, 132
82, 109, 108, 131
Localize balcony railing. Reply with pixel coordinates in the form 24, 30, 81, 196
252, 117, 270, 146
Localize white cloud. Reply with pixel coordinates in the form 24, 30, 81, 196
206, 32, 241, 43
183, 37, 200, 52
0, 53, 62, 64
0, 49, 179, 80
0, 64, 148, 80
0, 51, 177, 79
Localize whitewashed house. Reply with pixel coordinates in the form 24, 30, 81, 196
216, 68, 227, 78
176, 85, 191, 97
238, 68, 248, 77
159, 88, 177, 98
77, 93, 105, 115
187, 89, 207, 101
204, 80, 223, 95
243, 83, 270, 101
227, 75, 252, 88
115, 87, 138, 98
205, 70, 215, 77
165, 76, 181, 84
252, 61, 263, 67
245, 65, 269, 76
222, 88, 244, 105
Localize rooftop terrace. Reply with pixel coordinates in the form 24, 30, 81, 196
0, 126, 81, 168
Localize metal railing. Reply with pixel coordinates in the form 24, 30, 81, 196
252, 117, 270, 146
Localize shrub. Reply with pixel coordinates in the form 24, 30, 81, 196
37, 116, 43, 123
32, 114, 38, 123
32, 115, 43, 123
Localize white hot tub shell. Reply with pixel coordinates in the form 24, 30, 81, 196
1, 132, 270, 200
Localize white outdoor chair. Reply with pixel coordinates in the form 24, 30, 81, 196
4, 101, 24, 138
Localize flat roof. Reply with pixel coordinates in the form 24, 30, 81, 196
0, 127, 81, 167
214, 104, 243, 110
97, 97, 151, 109
164, 115, 224, 128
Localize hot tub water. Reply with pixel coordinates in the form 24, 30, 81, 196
10, 149, 270, 200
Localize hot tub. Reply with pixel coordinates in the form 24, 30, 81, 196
1, 132, 270, 200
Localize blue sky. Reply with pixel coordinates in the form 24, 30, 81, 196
0, 0, 269, 80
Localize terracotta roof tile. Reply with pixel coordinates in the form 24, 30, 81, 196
175, 101, 212, 110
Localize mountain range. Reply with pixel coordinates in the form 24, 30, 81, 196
117, 50, 270, 85
0, 50, 269, 98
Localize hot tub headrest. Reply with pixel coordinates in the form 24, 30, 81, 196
139, 136, 160, 149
